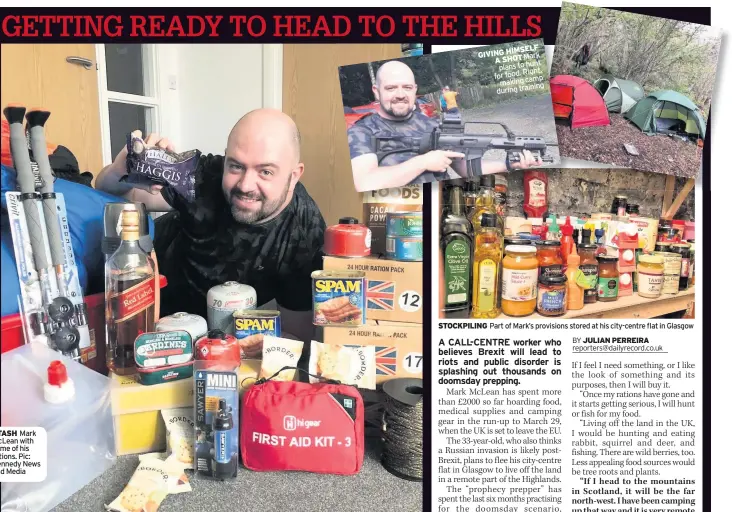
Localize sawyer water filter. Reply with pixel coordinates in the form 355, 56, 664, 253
212, 398, 235, 479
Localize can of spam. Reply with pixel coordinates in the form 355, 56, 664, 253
386, 235, 423, 262
386, 211, 423, 238
311, 270, 366, 327
233, 310, 281, 358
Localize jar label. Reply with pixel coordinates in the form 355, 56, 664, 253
577, 264, 598, 289
680, 258, 690, 277
476, 260, 497, 311
445, 239, 470, 305
638, 271, 664, 296
597, 277, 618, 299
538, 288, 566, 314
502, 268, 538, 302
663, 274, 680, 294
539, 264, 562, 278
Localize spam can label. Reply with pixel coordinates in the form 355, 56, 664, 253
311, 270, 366, 327
386, 236, 423, 262
233, 310, 280, 359
386, 212, 423, 238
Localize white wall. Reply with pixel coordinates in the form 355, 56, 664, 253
169, 44, 283, 156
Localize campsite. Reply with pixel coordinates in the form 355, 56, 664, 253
550, 2, 720, 178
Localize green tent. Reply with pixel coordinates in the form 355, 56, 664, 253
594, 74, 644, 113
624, 90, 706, 140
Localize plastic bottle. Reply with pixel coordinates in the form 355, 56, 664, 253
546, 214, 561, 241
565, 245, 584, 310
560, 216, 575, 265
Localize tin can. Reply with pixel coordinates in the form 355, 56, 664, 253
386, 211, 423, 238
156, 312, 208, 341
134, 330, 194, 385
386, 236, 423, 262
324, 218, 371, 258
311, 270, 366, 327
207, 282, 257, 334
233, 310, 280, 358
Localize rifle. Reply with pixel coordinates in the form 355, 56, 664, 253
373, 112, 559, 178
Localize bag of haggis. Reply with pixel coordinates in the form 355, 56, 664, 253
121, 131, 200, 202
106, 457, 190, 512
161, 407, 194, 470
258, 336, 304, 382
308, 341, 376, 390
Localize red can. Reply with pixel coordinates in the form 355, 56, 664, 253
324, 217, 371, 258
195, 329, 241, 369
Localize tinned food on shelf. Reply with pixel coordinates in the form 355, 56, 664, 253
386, 211, 423, 238
386, 235, 423, 262
654, 250, 681, 295
311, 270, 366, 326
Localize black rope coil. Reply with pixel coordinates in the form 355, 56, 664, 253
381, 382, 423, 481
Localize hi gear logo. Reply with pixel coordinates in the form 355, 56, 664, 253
283, 415, 322, 431
314, 279, 361, 294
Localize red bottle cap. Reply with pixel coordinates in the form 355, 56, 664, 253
47, 360, 68, 387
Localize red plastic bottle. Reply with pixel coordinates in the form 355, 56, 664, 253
523, 171, 548, 218
560, 216, 575, 265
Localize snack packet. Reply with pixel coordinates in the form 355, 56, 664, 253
308, 341, 376, 390
258, 336, 304, 381
121, 132, 200, 202
161, 407, 194, 469
106, 457, 191, 512
136, 453, 190, 494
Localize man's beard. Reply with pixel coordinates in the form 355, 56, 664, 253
381, 98, 412, 118
227, 175, 291, 225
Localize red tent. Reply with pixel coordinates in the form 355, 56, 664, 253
550, 75, 610, 128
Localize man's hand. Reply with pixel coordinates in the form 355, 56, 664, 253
109, 130, 176, 194
510, 149, 543, 169
417, 150, 465, 172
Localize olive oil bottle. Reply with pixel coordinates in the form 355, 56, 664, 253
471, 213, 503, 319
471, 174, 496, 231
441, 185, 473, 318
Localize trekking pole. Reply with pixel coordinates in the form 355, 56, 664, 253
3, 105, 80, 357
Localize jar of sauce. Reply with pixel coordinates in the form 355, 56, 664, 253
537, 274, 567, 316
597, 255, 619, 302
501, 245, 539, 317
637, 254, 664, 298
577, 243, 599, 304
536, 240, 562, 279
671, 243, 691, 290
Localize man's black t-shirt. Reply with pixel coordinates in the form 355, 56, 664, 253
154, 154, 325, 318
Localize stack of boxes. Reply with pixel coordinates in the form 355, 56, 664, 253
321, 186, 423, 384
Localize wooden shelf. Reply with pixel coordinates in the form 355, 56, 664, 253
501, 287, 695, 320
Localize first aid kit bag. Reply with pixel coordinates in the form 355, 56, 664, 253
241, 367, 364, 475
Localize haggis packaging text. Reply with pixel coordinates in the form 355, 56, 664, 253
194, 362, 239, 480
122, 132, 200, 202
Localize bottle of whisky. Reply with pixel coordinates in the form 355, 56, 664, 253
105, 210, 156, 375
441, 185, 473, 318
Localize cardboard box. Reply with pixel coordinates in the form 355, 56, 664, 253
362, 187, 422, 256
322, 320, 422, 383
110, 374, 194, 456
323, 255, 423, 323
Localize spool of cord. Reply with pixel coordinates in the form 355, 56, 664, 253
381, 378, 423, 481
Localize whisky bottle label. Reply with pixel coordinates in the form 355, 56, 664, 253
110, 277, 156, 323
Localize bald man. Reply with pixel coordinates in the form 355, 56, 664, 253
96, 109, 326, 334
347, 60, 541, 192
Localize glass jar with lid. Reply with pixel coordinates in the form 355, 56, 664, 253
597, 255, 619, 302
535, 240, 562, 279
637, 254, 664, 298
537, 274, 567, 316
577, 243, 599, 304
501, 245, 539, 317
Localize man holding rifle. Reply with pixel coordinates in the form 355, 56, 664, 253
347, 60, 543, 192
